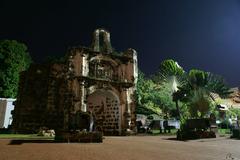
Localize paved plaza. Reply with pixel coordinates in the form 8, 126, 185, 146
0, 136, 239, 160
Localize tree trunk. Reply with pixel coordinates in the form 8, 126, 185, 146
175, 100, 181, 119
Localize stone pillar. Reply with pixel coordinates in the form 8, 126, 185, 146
92, 30, 100, 52
126, 89, 131, 114
80, 81, 87, 112
104, 31, 112, 53
132, 49, 138, 84
124, 88, 132, 131
131, 49, 138, 131
82, 54, 89, 77
80, 53, 88, 112
92, 29, 113, 53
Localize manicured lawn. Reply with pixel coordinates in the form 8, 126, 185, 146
150, 129, 178, 135
151, 128, 232, 136
218, 129, 231, 136
0, 134, 54, 139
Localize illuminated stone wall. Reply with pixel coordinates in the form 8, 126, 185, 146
13, 29, 138, 135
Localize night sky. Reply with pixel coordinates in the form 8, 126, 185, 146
1, 0, 240, 87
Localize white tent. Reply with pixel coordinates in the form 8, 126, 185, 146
0, 98, 16, 128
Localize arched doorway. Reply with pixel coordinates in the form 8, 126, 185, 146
87, 89, 121, 135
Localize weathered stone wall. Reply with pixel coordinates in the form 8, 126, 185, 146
87, 89, 120, 135
12, 64, 67, 133
13, 64, 50, 132
13, 29, 137, 135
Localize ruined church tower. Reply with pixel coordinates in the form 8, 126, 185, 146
12, 29, 138, 135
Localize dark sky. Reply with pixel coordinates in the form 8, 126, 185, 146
1, 0, 240, 87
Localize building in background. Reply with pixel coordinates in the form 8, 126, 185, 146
211, 87, 240, 110
0, 98, 15, 128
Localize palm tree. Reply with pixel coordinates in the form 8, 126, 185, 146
153, 59, 186, 118
206, 73, 233, 99
177, 69, 232, 118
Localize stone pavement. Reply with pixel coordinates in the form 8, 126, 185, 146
0, 136, 239, 160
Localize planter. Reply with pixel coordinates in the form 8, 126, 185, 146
177, 130, 216, 140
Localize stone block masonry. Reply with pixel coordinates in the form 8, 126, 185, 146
12, 29, 138, 135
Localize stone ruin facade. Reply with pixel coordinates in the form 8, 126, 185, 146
12, 29, 138, 135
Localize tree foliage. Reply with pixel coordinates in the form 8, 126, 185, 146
206, 73, 233, 98
186, 69, 231, 97
138, 59, 230, 118
177, 69, 232, 118
136, 71, 162, 115
153, 59, 185, 84
0, 40, 32, 98
227, 108, 240, 119
188, 69, 208, 89
188, 88, 214, 118
135, 59, 231, 120
136, 59, 187, 117
159, 59, 184, 78
155, 59, 186, 117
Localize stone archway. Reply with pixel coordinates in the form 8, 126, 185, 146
87, 89, 121, 135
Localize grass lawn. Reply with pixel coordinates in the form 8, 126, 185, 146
218, 129, 231, 136
151, 128, 232, 136
150, 129, 178, 135
0, 134, 54, 140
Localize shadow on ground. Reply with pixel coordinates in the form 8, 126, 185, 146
8, 139, 103, 145
161, 136, 232, 143
163, 137, 178, 141
9, 140, 56, 145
